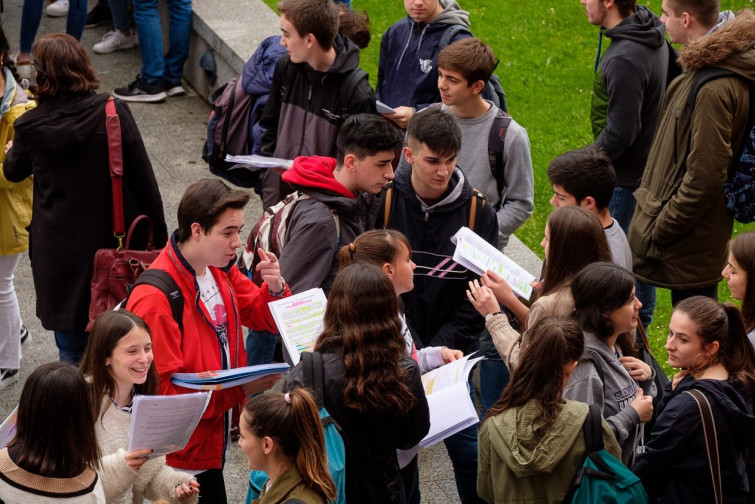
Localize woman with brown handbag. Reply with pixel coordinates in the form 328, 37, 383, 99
3, 33, 167, 365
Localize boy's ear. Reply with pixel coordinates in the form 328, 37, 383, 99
190, 222, 205, 239
579, 196, 597, 210
403, 146, 414, 165
304, 32, 316, 49
471, 80, 486, 95
343, 153, 357, 172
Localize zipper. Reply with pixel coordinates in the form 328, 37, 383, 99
297, 84, 312, 157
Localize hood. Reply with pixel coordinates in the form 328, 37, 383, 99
676, 374, 755, 445
0, 68, 29, 118
486, 399, 589, 477
242, 35, 287, 97
12, 92, 107, 154
605, 5, 666, 48
432, 0, 470, 27
294, 33, 361, 83
393, 163, 470, 213
282, 155, 354, 199
680, 8, 755, 77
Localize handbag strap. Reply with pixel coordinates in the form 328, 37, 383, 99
105, 97, 125, 249
685, 389, 722, 504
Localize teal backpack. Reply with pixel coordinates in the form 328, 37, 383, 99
562, 404, 648, 504
245, 351, 346, 504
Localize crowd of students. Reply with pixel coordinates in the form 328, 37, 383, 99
0, 0, 754, 503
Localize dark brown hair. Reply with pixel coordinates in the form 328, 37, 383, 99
675, 297, 755, 392
337, 3, 371, 49
406, 107, 462, 159
541, 206, 612, 296
9, 362, 101, 477
80, 310, 159, 421
278, 0, 339, 51
571, 261, 638, 357
335, 114, 403, 166
176, 178, 250, 242
730, 231, 755, 332
314, 263, 415, 414
244, 390, 336, 501
666, 0, 719, 27
614, 0, 638, 18
30, 33, 99, 101
547, 146, 616, 210
437, 37, 497, 87
338, 229, 411, 270
483, 317, 584, 436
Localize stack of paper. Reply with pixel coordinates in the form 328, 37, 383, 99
224, 154, 293, 170
269, 288, 327, 365
419, 353, 485, 448
170, 363, 290, 391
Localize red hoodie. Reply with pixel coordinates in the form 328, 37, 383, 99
281, 155, 354, 199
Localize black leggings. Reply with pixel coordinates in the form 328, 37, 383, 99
196, 468, 227, 504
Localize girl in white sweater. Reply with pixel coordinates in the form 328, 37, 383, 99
80, 310, 199, 504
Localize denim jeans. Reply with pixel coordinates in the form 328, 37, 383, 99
53, 329, 88, 365
479, 358, 510, 415
0, 254, 22, 370
245, 329, 277, 366
133, 0, 192, 84
609, 186, 637, 236
20, 0, 87, 53
635, 279, 657, 333
108, 0, 131, 32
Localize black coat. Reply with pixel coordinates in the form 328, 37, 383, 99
3, 93, 167, 330
284, 352, 430, 504
633, 374, 755, 503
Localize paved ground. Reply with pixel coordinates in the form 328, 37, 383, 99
0, 3, 472, 502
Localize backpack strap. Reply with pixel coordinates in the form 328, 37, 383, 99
439, 25, 472, 50
685, 389, 722, 504
376, 182, 395, 229
487, 110, 512, 210
301, 351, 325, 406
583, 403, 605, 455
339, 68, 369, 118
128, 270, 184, 333
468, 188, 487, 232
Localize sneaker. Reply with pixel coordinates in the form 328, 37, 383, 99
164, 81, 186, 97
0, 368, 19, 390
45, 0, 69, 17
113, 75, 167, 103
85, 1, 112, 27
93, 30, 137, 54
20, 325, 31, 348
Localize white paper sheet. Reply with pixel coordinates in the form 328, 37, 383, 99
269, 288, 327, 365
451, 226, 536, 299
376, 100, 396, 114
224, 154, 293, 170
128, 392, 210, 458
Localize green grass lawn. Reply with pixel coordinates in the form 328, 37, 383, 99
262, 0, 755, 374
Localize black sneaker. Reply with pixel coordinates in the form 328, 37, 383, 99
0, 368, 19, 390
113, 75, 167, 103
85, 1, 112, 28
20, 325, 31, 348
164, 80, 186, 97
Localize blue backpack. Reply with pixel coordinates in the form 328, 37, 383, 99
562, 404, 648, 504
245, 351, 346, 504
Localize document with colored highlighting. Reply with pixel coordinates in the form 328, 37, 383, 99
170, 363, 290, 390
451, 226, 535, 299
269, 288, 327, 365
128, 392, 211, 458
419, 353, 485, 448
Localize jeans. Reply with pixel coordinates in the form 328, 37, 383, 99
0, 255, 22, 370
671, 284, 718, 306
479, 358, 510, 415
133, 0, 192, 84
635, 279, 656, 334
53, 329, 88, 365
108, 0, 131, 32
20, 0, 87, 53
245, 329, 277, 366
442, 383, 486, 504
609, 186, 636, 236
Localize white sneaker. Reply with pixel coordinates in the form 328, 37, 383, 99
93, 30, 137, 54
46, 0, 69, 17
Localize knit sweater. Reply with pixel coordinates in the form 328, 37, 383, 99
96, 399, 198, 504
0, 448, 105, 503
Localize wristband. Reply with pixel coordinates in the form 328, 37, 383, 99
269, 277, 287, 297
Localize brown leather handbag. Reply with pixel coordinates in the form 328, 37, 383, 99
86, 97, 160, 331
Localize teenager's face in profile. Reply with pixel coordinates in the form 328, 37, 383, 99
279, 14, 309, 64
196, 207, 244, 269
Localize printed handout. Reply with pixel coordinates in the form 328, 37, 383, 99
269, 288, 327, 365
128, 392, 210, 458
376, 100, 397, 114
224, 154, 293, 170
170, 363, 290, 391
451, 226, 536, 299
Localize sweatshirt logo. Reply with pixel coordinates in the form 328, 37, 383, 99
419, 59, 433, 74
321, 108, 342, 121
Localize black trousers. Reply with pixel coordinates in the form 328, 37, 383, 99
196, 468, 227, 504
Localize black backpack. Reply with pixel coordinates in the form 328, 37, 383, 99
438, 25, 508, 112
120, 269, 184, 332
687, 67, 755, 223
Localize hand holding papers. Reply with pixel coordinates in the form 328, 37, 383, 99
128, 392, 210, 458
269, 288, 327, 365
376, 100, 397, 114
170, 363, 290, 391
419, 353, 484, 448
451, 226, 535, 299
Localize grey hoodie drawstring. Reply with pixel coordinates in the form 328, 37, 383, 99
416, 24, 429, 55
396, 21, 415, 70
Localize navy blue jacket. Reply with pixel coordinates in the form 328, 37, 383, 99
633, 374, 755, 503
382, 164, 498, 353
